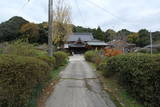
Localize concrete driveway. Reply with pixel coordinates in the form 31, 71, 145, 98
45, 55, 116, 107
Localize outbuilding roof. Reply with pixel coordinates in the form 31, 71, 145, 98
145, 44, 160, 48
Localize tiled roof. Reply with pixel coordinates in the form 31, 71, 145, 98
87, 41, 108, 46
67, 33, 94, 42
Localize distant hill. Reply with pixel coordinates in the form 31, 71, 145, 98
0, 16, 28, 42
0, 16, 160, 47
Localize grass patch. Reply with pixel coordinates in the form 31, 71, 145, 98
27, 84, 44, 107
50, 64, 68, 80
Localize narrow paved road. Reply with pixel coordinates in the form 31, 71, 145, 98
45, 55, 116, 107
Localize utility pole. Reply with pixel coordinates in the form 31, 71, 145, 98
150, 31, 153, 55
48, 0, 53, 56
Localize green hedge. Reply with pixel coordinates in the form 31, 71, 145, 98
84, 50, 104, 65
96, 57, 108, 72
0, 55, 51, 107
85, 52, 160, 106
103, 54, 160, 107
36, 56, 56, 69
53, 51, 68, 67
84, 50, 97, 62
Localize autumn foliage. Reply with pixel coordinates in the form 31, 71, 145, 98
104, 48, 123, 57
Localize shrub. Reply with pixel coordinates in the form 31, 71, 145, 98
103, 55, 131, 77
0, 49, 2, 54
36, 56, 56, 69
3, 41, 41, 57
84, 50, 97, 62
105, 54, 160, 107
96, 56, 108, 71
53, 51, 68, 67
85, 50, 105, 65
0, 55, 51, 107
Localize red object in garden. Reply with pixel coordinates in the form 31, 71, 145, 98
104, 48, 123, 57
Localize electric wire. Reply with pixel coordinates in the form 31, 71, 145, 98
84, 0, 126, 23
73, 0, 89, 28
16, 0, 30, 16
84, 0, 138, 27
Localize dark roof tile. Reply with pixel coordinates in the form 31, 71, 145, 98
67, 33, 94, 42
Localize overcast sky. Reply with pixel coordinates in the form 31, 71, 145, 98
0, 0, 160, 32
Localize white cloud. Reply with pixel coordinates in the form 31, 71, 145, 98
0, 0, 160, 31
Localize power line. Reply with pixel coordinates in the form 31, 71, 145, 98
73, 0, 89, 28
85, 0, 126, 22
16, 0, 30, 15
18, 1, 30, 13
84, 0, 137, 27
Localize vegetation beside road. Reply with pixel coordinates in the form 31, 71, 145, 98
0, 41, 69, 107
85, 50, 160, 107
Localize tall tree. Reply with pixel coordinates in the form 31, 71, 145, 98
117, 29, 131, 41
72, 25, 93, 33
105, 29, 116, 41
137, 29, 150, 47
152, 31, 160, 44
53, 0, 72, 47
20, 23, 39, 43
127, 33, 139, 44
38, 22, 48, 44
93, 26, 105, 41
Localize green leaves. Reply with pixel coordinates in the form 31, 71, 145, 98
105, 54, 160, 106
0, 16, 28, 42
0, 55, 51, 107
53, 51, 69, 67
84, 51, 160, 106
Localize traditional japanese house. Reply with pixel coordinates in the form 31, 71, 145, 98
64, 33, 108, 54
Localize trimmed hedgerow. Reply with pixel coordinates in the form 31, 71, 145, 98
104, 54, 160, 107
96, 56, 109, 72
85, 52, 160, 106
53, 51, 68, 67
36, 56, 56, 69
0, 55, 51, 107
84, 50, 104, 65
84, 50, 97, 62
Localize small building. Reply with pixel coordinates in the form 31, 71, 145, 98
64, 33, 108, 54
137, 44, 160, 53
144, 44, 160, 49
106, 40, 136, 53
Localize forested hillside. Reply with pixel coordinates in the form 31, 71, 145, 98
0, 16, 28, 42
0, 16, 160, 47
